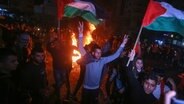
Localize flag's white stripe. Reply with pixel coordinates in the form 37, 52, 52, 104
67, 1, 96, 16
160, 2, 184, 20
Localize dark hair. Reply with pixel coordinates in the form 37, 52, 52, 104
144, 72, 158, 84
135, 57, 143, 61
133, 57, 143, 64
0, 48, 17, 62
133, 57, 144, 70
91, 44, 101, 53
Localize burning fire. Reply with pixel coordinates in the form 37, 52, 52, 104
72, 23, 96, 63
71, 33, 81, 62
84, 32, 93, 45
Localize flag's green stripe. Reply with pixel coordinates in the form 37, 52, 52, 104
64, 6, 100, 26
145, 16, 184, 36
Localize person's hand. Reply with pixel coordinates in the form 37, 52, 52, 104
129, 50, 135, 61
165, 91, 176, 104
121, 35, 128, 46
78, 22, 84, 36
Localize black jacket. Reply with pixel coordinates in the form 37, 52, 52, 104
0, 73, 19, 104
125, 68, 157, 104
20, 61, 47, 92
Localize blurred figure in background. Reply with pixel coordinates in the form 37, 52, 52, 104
0, 48, 19, 104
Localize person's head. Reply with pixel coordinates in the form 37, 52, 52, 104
0, 48, 18, 73
18, 33, 31, 48
153, 68, 165, 83
31, 46, 45, 65
134, 57, 144, 71
91, 45, 102, 60
135, 58, 143, 69
143, 72, 158, 94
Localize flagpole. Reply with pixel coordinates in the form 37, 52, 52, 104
57, 19, 61, 39
126, 25, 143, 67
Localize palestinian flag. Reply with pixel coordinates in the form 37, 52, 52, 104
64, 1, 100, 26
142, 0, 184, 36
55, 0, 73, 20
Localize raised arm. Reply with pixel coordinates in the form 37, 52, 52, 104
127, 49, 136, 68
102, 35, 128, 64
78, 22, 86, 56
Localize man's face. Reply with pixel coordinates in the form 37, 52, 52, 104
135, 59, 143, 70
92, 48, 102, 60
3, 55, 18, 72
32, 52, 45, 64
143, 79, 157, 94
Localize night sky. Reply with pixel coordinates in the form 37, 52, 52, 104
155, 0, 184, 10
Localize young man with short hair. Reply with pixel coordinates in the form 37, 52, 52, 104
77, 22, 128, 104
20, 46, 48, 104
0, 48, 19, 104
126, 50, 158, 104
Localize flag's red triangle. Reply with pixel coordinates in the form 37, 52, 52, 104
142, 0, 166, 26
56, 0, 73, 20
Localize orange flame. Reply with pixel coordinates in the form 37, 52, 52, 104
71, 33, 81, 62
84, 32, 93, 45
84, 23, 96, 45
72, 23, 96, 63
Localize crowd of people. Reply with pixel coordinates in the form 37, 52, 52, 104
0, 21, 184, 104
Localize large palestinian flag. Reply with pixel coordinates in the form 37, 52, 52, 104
142, 0, 184, 36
